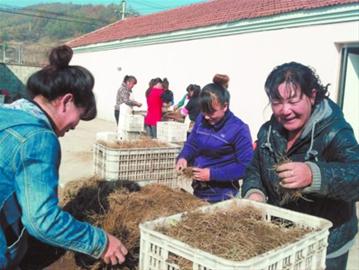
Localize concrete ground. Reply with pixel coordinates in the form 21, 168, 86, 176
59, 118, 115, 187
59, 117, 358, 269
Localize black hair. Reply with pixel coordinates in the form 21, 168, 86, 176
264, 62, 329, 105
200, 83, 230, 114
162, 78, 169, 91
186, 84, 201, 98
146, 77, 163, 97
26, 45, 96, 120
123, 75, 137, 84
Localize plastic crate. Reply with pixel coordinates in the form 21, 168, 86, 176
93, 142, 182, 187
124, 114, 144, 132
96, 131, 117, 141
157, 121, 188, 143
139, 199, 332, 270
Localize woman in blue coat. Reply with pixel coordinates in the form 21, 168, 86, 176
176, 81, 254, 203
0, 45, 127, 269
242, 62, 359, 269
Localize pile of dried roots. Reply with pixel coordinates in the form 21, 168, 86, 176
157, 203, 313, 268
97, 137, 169, 149
22, 177, 206, 270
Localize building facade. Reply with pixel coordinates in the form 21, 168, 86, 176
68, 0, 359, 138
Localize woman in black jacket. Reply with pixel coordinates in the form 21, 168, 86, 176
242, 62, 359, 270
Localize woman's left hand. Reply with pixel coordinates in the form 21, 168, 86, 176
192, 167, 210, 182
276, 162, 312, 189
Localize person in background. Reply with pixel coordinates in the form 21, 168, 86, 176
173, 93, 188, 111
241, 62, 359, 269
176, 81, 254, 203
161, 78, 174, 113
0, 45, 127, 269
114, 75, 142, 125
173, 73, 229, 112
144, 77, 164, 138
213, 73, 230, 89
0, 89, 11, 104
180, 84, 201, 134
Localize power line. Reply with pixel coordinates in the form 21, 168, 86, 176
22, 7, 110, 24
0, 8, 102, 25
0, 4, 112, 25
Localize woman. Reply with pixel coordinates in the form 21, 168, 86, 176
180, 84, 201, 123
144, 77, 164, 138
161, 78, 174, 113
176, 81, 253, 203
165, 84, 201, 127
0, 45, 127, 269
114, 75, 142, 125
242, 62, 359, 269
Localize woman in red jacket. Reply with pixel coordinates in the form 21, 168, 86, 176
144, 78, 164, 138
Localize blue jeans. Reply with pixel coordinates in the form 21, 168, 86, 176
145, 125, 157, 138
326, 252, 349, 270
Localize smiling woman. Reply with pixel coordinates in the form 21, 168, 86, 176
242, 62, 359, 270
176, 80, 254, 203
0, 45, 128, 269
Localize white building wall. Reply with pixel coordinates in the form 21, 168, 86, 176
71, 21, 358, 137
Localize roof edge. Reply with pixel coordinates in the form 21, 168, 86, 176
73, 3, 359, 54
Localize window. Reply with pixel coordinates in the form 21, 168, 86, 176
338, 45, 359, 140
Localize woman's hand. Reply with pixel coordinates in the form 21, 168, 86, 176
247, 192, 266, 202
192, 167, 210, 182
176, 158, 187, 172
276, 162, 313, 189
101, 233, 128, 265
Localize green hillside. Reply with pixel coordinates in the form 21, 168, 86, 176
0, 3, 138, 65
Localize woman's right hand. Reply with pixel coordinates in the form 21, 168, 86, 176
176, 158, 187, 172
101, 233, 128, 265
247, 192, 265, 202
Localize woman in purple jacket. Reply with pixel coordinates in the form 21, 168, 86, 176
176, 82, 254, 203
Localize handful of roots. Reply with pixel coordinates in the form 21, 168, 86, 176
177, 167, 194, 180
273, 156, 312, 205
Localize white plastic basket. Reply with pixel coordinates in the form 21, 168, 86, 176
93, 142, 183, 187
157, 121, 188, 143
139, 199, 332, 270
124, 114, 144, 132
96, 131, 117, 142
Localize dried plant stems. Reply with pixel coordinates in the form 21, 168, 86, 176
157, 204, 312, 266
97, 137, 169, 149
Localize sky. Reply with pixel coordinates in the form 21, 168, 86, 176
0, 0, 207, 15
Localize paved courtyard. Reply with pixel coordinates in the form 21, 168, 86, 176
59, 117, 359, 269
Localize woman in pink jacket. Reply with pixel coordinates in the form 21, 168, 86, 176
144, 78, 164, 138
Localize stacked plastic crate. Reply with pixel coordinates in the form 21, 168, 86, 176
118, 114, 145, 140
157, 121, 188, 143
93, 141, 182, 187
